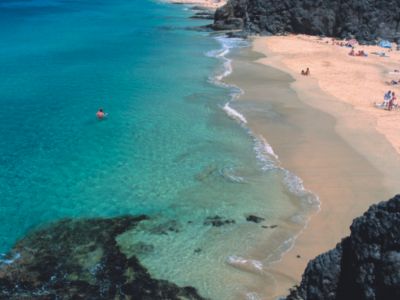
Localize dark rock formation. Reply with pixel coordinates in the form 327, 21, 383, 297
246, 215, 265, 223
204, 215, 236, 227
0, 215, 206, 300
213, 0, 400, 43
286, 195, 400, 300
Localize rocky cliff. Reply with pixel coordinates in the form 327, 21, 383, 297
286, 195, 400, 300
213, 0, 400, 43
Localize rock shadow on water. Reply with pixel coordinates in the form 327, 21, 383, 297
0, 215, 207, 300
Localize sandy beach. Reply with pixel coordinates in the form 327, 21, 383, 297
225, 35, 400, 299
255, 35, 400, 156
165, 0, 226, 9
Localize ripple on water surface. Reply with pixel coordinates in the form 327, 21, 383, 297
0, 1, 319, 299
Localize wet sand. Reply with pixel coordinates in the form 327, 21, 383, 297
225, 44, 400, 299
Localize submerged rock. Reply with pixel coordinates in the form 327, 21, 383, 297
286, 195, 400, 300
204, 215, 236, 227
213, 0, 400, 42
149, 219, 181, 235
0, 215, 206, 300
246, 215, 265, 223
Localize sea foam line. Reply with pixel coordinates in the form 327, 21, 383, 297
207, 35, 320, 209
206, 34, 321, 273
207, 35, 249, 126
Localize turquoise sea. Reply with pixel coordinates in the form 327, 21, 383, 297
0, 0, 318, 298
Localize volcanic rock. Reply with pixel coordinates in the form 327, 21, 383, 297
213, 0, 400, 43
286, 195, 400, 300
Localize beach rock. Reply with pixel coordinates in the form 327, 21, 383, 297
190, 12, 215, 20
226, 30, 249, 39
262, 224, 278, 229
0, 215, 207, 300
286, 194, 400, 300
246, 215, 265, 223
204, 215, 236, 227
213, 0, 400, 42
149, 219, 181, 235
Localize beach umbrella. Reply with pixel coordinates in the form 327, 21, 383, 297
347, 39, 358, 46
379, 40, 392, 48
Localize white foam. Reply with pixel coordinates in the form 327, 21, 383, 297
246, 292, 262, 300
223, 103, 247, 124
206, 36, 321, 270
282, 169, 320, 209
226, 255, 264, 273
0, 252, 21, 265
219, 166, 246, 183
250, 135, 320, 212
252, 134, 280, 171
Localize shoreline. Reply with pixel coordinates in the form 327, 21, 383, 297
225, 35, 400, 298
163, 0, 226, 10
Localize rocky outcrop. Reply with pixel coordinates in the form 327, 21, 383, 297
286, 195, 400, 300
0, 215, 206, 300
213, 0, 400, 43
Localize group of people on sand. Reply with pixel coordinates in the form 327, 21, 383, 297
349, 48, 367, 57
377, 90, 398, 111
301, 67, 310, 76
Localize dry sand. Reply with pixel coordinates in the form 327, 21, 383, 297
225, 35, 400, 299
255, 35, 400, 158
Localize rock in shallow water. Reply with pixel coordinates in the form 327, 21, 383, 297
286, 194, 400, 300
0, 215, 207, 300
246, 215, 265, 223
204, 215, 236, 227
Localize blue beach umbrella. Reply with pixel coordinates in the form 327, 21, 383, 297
379, 40, 392, 48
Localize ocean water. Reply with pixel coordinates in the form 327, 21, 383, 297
0, 0, 318, 299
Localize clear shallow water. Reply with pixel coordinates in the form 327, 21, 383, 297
0, 0, 318, 299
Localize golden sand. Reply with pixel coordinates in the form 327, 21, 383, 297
254, 35, 400, 156
224, 35, 400, 299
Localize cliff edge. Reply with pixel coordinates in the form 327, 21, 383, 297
213, 0, 400, 43
286, 195, 400, 300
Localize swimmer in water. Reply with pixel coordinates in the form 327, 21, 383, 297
96, 108, 105, 120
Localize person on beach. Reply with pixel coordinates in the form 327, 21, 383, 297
384, 90, 392, 102
390, 79, 399, 85
96, 108, 105, 120
301, 67, 310, 76
376, 91, 392, 109
388, 92, 396, 111
356, 50, 367, 57
384, 91, 392, 108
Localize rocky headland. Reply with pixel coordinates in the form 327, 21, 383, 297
286, 195, 400, 300
213, 0, 400, 43
0, 215, 206, 300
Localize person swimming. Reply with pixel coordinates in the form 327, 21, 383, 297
96, 108, 105, 120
